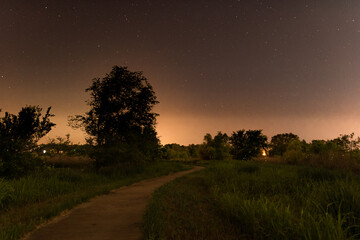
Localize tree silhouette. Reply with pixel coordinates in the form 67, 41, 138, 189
0, 106, 55, 176
70, 66, 160, 168
199, 132, 231, 160
230, 130, 267, 160
269, 133, 299, 156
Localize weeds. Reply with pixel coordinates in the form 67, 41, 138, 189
0, 161, 189, 240
144, 161, 360, 239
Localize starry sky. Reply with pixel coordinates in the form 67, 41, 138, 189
1, 0, 360, 145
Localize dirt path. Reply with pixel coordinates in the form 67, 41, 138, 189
24, 166, 204, 240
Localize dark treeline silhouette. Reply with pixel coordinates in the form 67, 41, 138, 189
163, 131, 360, 171
162, 130, 268, 161
2, 66, 360, 177
272, 133, 360, 170
269, 133, 299, 156
38, 134, 92, 158
0, 66, 161, 177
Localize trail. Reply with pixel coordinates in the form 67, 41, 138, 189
24, 166, 203, 240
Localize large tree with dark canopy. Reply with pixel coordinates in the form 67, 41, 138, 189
269, 133, 299, 156
230, 129, 268, 160
0, 106, 55, 176
70, 66, 160, 168
198, 132, 231, 160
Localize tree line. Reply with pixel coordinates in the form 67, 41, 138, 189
162, 130, 268, 161
1, 65, 359, 177
0, 66, 160, 177
163, 131, 360, 170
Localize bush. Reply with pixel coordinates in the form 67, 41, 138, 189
283, 150, 306, 164
199, 132, 231, 160
0, 106, 54, 177
208, 161, 360, 239
0, 153, 44, 178
162, 144, 191, 161
91, 144, 146, 171
198, 145, 216, 160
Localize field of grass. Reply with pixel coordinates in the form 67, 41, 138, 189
143, 161, 360, 240
43, 155, 93, 168
0, 161, 190, 240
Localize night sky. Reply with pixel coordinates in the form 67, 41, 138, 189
1, 0, 360, 145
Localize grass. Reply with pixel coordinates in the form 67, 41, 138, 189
143, 170, 245, 240
44, 155, 93, 168
256, 152, 360, 174
0, 161, 190, 240
143, 160, 360, 240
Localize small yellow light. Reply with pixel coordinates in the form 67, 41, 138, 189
262, 150, 266, 157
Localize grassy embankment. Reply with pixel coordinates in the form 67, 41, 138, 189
143, 161, 360, 240
0, 160, 190, 240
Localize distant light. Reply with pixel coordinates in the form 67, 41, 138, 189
43, 150, 47, 154
262, 150, 266, 157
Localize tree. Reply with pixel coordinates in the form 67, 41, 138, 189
198, 134, 216, 160
0, 106, 55, 176
162, 144, 190, 161
283, 139, 308, 164
269, 133, 299, 156
331, 133, 360, 152
198, 132, 231, 160
230, 129, 267, 160
70, 66, 160, 168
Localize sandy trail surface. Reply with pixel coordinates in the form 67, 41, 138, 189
24, 166, 204, 240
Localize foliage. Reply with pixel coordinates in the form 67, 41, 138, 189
198, 144, 216, 160
43, 134, 72, 154
277, 133, 360, 171
229, 129, 268, 160
198, 132, 231, 160
0, 161, 189, 240
69, 66, 160, 169
269, 133, 299, 156
143, 170, 242, 240
162, 144, 190, 161
161, 144, 201, 162
0, 179, 14, 209
282, 139, 308, 164
144, 161, 360, 240
207, 161, 360, 239
187, 144, 200, 158
330, 133, 360, 152
39, 135, 94, 164
0, 106, 55, 177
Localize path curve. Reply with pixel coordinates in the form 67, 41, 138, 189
24, 166, 204, 240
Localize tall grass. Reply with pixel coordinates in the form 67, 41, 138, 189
144, 161, 360, 239
0, 161, 190, 240
143, 172, 244, 240
207, 161, 360, 239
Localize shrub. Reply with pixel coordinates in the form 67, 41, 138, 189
199, 132, 231, 160
91, 143, 146, 171
0, 106, 54, 177
198, 144, 216, 160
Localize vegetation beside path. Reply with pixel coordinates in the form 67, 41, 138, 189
0, 162, 190, 240
143, 161, 360, 240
